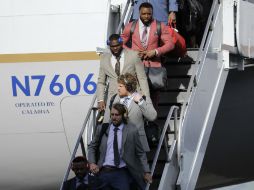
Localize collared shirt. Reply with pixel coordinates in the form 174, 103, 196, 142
120, 93, 144, 108
98, 51, 125, 103
111, 51, 124, 74
75, 175, 88, 188
120, 95, 133, 108
139, 19, 151, 47
103, 123, 126, 168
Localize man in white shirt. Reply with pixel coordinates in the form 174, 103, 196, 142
121, 3, 174, 111
96, 34, 150, 116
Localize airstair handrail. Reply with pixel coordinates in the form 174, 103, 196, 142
59, 94, 97, 190
178, 0, 221, 162
116, 0, 134, 34
145, 106, 179, 190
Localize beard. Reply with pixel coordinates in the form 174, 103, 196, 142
111, 47, 123, 57
140, 18, 152, 26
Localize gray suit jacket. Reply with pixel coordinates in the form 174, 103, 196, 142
96, 49, 150, 103
88, 122, 150, 188
104, 95, 157, 152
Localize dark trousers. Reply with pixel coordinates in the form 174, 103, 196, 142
94, 168, 131, 190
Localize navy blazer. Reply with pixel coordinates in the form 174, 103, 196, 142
62, 177, 90, 190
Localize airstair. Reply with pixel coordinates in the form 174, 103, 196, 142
60, 0, 254, 189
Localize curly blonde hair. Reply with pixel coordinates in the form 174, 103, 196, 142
117, 73, 137, 93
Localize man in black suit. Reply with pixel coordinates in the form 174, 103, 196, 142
63, 156, 90, 190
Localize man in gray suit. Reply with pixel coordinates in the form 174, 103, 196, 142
96, 34, 150, 113
104, 73, 157, 152
88, 103, 152, 190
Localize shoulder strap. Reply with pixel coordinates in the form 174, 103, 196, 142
96, 123, 109, 162
109, 93, 117, 110
126, 20, 138, 49
98, 123, 109, 145
156, 21, 161, 47
130, 20, 138, 36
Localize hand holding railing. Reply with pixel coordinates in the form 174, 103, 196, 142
116, 0, 135, 34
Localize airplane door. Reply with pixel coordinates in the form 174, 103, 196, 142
60, 94, 95, 155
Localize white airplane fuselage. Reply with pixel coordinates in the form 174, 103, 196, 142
0, 0, 111, 189
1, 0, 254, 189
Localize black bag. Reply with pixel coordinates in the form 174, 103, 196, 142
145, 66, 167, 90
182, 0, 204, 34
144, 121, 160, 146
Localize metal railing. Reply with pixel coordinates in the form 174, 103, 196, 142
60, 1, 134, 188
59, 95, 98, 190
177, 0, 222, 163
116, 0, 134, 34
60, 72, 110, 190
145, 106, 179, 190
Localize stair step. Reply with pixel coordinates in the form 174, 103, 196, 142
161, 89, 187, 93
163, 55, 195, 65
166, 64, 194, 76
158, 91, 187, 104
147, 147, 168, 160
157, 106, 181, 118
157, 116, 180, 121
166, 78, 190, 91
156, 119, 180, 129
187, 49, 199, 61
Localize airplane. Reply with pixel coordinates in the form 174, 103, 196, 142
0, 0, 109, 189
0, 0, 254, 190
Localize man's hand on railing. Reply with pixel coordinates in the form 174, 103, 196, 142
98, 101, 106, 112
90, 163, 100, 174
144, 172, 153, 184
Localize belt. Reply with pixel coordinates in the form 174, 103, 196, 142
101, 165, 127, 172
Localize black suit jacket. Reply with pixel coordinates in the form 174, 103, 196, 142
62, 177, 90, 190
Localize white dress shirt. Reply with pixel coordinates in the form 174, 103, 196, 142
111, 51, 124, 74
139, 19, 151, 47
